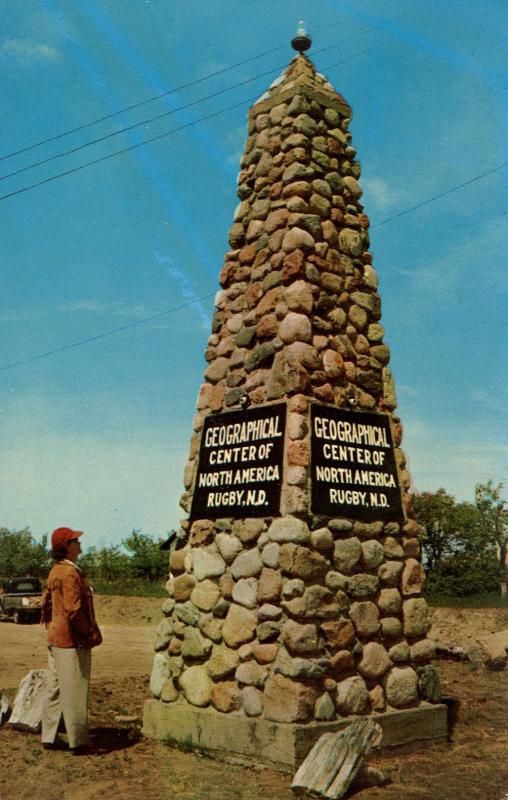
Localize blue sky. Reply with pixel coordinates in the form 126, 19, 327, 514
0, 0, 506, 549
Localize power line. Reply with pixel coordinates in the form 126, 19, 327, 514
0, 293, 216, 373
0, 24, 380, 164
0, 43, 387, 204
1, 162, 505, 374
0, 40, 385, 184
371, 162, 508, 229
0, 95, 257, 203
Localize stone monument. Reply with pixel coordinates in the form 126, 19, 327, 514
143, 31, 447, 769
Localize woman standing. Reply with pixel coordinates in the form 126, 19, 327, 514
40, 527, 102, 754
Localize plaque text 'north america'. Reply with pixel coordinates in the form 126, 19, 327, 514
190, 404, 286, 520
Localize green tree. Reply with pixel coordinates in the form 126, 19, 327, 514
122, 530, 170, 581
0, 527, 50, 577
475, 481, 508, 597
413, 489, 498, 597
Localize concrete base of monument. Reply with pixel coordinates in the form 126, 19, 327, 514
143, 699, 448, 771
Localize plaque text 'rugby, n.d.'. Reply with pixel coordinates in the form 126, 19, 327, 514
311, 404, 404, 522
190, 403, 286, 520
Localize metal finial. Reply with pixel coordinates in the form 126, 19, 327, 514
291, 20, 312, 52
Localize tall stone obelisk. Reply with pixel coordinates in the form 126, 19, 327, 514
144, 31, 446, 768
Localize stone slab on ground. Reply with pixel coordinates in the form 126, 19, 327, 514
291, 718, 383, 798
143, 699, 448, 771
476, 629, 508, 669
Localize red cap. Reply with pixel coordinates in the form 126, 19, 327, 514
51, 527, 84, 549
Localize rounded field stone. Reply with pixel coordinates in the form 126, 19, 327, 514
222, 604, 257, 648
358, 642, 392, 680
336, 676, 369, 715
179, 666, 211, 707
385, 666, 419, 708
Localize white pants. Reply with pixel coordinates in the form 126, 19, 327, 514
41, 645, 91, 748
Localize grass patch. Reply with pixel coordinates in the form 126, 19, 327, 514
92, 578, 167, 597
426, 592, 508, 608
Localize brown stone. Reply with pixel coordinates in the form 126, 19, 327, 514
279, 543, 328, 582
222, 604, 257, 648
369, 685, 386, 712
173, 574, 196, 602
263, 674, 317, 723
330, 650, 355, 676
257, 567, 282, 603
264, 208, 288, 234
349, 601, 380, 637
256, 313, 279, 338
169, 548, 187, 575
219, 572, 234, 599
358, 642, 392, 680
266, 351, 308, 400
189, 520, 215, 547
401, 558, 426, 596
238, 243, 257, 264
320, 619, 355, 649
282, 620, 319, 655
256, 286, 283, 316
252, 643, 278, 664
210, 682, 243, 713
287, 439, 310, 466
313, 383, 335, 403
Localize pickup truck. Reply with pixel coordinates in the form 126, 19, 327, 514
0, 577, 43, 624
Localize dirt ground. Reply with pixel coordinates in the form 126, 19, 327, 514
0, 597, 507, 800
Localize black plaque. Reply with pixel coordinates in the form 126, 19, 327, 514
190, 403, 286, 520
311, 404, 404, 522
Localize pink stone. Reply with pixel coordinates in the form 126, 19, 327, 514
278, 312, 312, 344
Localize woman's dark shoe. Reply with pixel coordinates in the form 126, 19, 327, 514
42, 738, 66, 750
70, 743, 100, 756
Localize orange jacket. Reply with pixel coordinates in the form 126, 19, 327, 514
41, 562, 102, 649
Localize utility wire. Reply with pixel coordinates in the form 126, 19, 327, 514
0, 42, 387, 203
0, 95, 258, 203
371, 162, 508, 229
0, 35, 384, 184
1, 161, 505, 374
0, 24, 380, 164
0, 293, 216, 373
0, 40, 385, 184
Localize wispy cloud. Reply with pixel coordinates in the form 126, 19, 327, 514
225, 124, 247, 166
154, 252, 210, 331
1, 39, 61, 62
57, 299, 155, 319
362, 177, 409, 212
